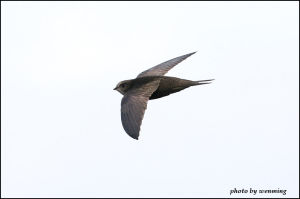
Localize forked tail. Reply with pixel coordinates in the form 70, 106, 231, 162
195, 79, 214, 85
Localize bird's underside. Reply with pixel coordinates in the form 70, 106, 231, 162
129, 76, 213, 100
114, 52, 214, 140
148, 76, 213, 100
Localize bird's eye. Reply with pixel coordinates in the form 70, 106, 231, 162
121, 84, 126, 88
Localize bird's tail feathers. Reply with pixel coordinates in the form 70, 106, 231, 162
195, 79, 214, 85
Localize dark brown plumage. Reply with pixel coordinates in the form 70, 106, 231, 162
114, 52, 213, 140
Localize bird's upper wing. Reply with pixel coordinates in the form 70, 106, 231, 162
121, 79, 161, 140
137, 52, 196, 78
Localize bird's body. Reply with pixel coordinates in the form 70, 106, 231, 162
149, 76, 211, 100
114, 52, 213, 140
124, 76, 210, 100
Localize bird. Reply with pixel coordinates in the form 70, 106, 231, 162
114, 52, 213, 140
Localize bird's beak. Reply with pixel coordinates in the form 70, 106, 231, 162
113, 87, 117, 90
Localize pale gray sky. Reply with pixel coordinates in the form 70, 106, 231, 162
1, 1, 299, 198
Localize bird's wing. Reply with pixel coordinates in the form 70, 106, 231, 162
137, 52, 196, 78
121, 79, 161, 140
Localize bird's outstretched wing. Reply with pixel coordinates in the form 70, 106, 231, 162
137, 52, 196, 78
121, 79, 161, 140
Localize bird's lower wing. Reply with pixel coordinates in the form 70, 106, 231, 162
121, 79, 161, 140
121, 95, 149, 140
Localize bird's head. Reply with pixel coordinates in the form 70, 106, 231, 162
113, 80, 131, 95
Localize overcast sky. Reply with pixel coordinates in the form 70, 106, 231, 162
1, 1, 299, 198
